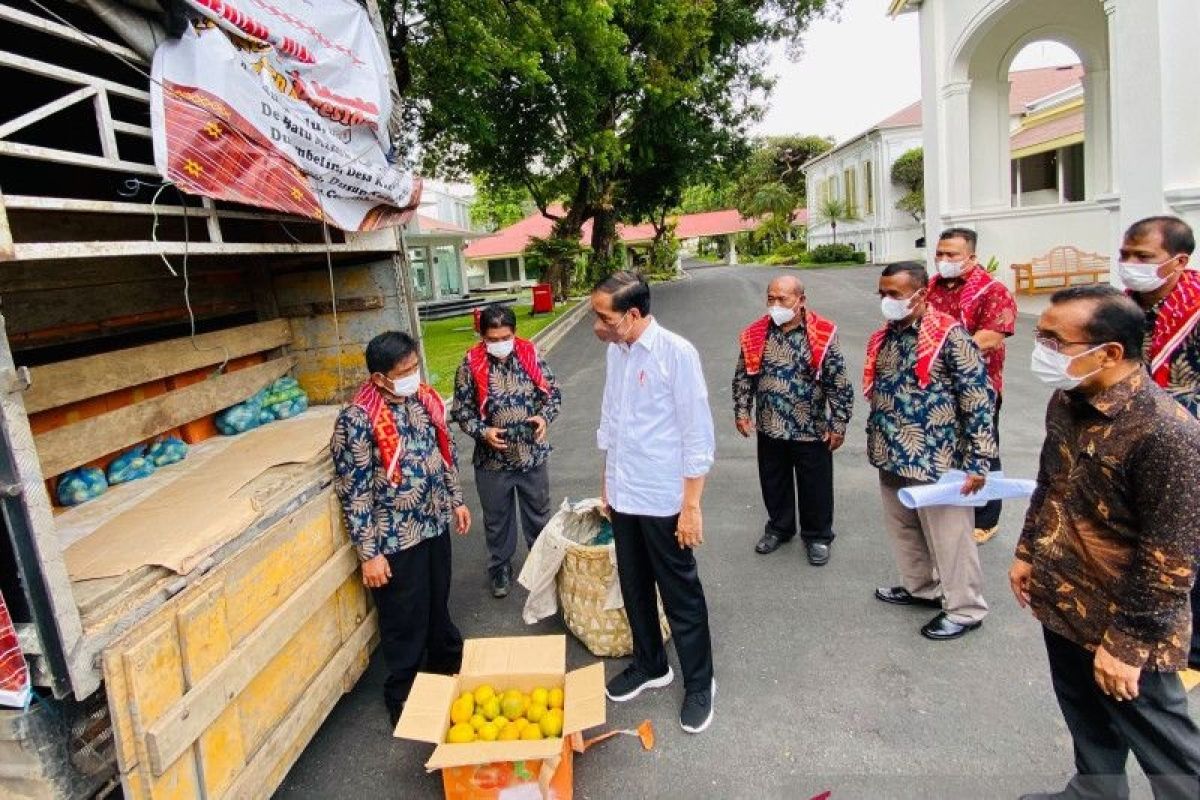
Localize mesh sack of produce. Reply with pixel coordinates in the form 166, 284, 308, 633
107, 445, 156, 485
147, 437, 188, 467
55, 467, 108, 506
518, 498, 669, 658
215, 388, 267, 435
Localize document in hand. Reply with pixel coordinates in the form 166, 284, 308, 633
897, 471, 1037, 510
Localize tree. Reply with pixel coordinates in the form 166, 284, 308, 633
814, 196, 856, 245
470, 176, 533, 231
388, 0, 844, 297
743, 180, 798, 245
891, 147, 924, 223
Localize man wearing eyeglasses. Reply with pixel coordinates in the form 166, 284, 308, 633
1118, 217, 1200, 674
1012, 285, 1200, 800
926, 228, 1017, 546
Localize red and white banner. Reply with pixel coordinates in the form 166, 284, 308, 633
150, 0, 421, 231
0, 588, 29, 708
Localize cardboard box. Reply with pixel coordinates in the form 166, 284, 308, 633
395, 635, 606, 800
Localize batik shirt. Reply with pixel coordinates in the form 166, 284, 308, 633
1143, 303, 1200, 418
1017, 370, 1200, 670
866, 320, 996, 481
732, 320, 854, 442
452, 352, 562, 472
331, 399, 464, 560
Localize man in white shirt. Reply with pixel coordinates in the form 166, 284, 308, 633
592, 271, 717, 734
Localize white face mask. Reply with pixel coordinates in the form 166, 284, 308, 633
936, 259, 966, 280
1117, 257, 1176, 293
881, 294, 916, 322
486, 338, 515, 359
1029, 341, 1104, 391
390, 373, 421, 397
768, 299, 799, 327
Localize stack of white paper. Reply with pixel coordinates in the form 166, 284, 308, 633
897, 471, 1037, 510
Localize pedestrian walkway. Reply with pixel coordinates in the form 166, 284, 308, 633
278, 263, 1178, 799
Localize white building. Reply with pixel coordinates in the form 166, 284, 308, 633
803, 103, 925, 263
804, 65, 1085, 265
890, 0, 1200, 289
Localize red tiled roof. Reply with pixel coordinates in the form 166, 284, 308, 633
875, 100, 922, 130
1009, 64, 1084, 113
416, 214, 477, 237
464, 206, 797, 260
1010, 107, 1084, 152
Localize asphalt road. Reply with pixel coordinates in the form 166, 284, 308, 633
276, 263, 1166, 799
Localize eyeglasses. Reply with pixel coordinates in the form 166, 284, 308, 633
1033, 334, 1101, 353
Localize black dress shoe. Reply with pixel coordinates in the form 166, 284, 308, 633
805, 542, 830, 566
490, 565, 511, 598
874, 586, 942, 608
920, 612, 982, 641
755, 532, 787, 554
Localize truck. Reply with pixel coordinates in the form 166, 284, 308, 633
0, 2, 455, 796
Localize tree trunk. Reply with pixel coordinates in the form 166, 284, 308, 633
590, 206, 619, 281
545, 204, 589, 300
831, 220, 837, 245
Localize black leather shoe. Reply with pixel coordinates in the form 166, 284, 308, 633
805, 542, 830, 566
755, 532, 786, 554
490, 565, 511, 598
874, 586, 942, 608
920, 612, 982, 641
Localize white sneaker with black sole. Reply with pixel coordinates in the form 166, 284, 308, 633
605, 664, 674, 702
679, 678, 715, 734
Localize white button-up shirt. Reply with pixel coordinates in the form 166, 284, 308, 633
597, 318, 716, 517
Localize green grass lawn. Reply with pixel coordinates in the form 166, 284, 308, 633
422, 300, 582, 395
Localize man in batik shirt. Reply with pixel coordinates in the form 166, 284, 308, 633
1117, 215, 1200, 672
926, 227, 1017, 545
331, 331, 471, 726
733, 275, 854, 566
452, 304, 562, 599
867, 262, 996, 641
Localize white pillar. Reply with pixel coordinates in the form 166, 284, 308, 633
966, 73, 1009, 211
1080, 69, 1112, 199
1158, 0, 1200, 228
1109, 0, 1166, 226
1057, 149, 1066, 205
919, 2, 948, 253
725, 234, 738, 266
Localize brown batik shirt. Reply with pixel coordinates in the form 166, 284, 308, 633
1017, 369, 1200, 670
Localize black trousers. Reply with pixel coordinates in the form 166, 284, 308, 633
757, 433, 834, 544
1043, 627, 1200, 800
371, 533, 464, 718
974, 397, 1002, 530
475, 462, 552, 576
611, 510, 714, 693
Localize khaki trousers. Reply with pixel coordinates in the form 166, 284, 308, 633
878, 470, 987, 624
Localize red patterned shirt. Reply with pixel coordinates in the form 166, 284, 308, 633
927, 269, 1017, 395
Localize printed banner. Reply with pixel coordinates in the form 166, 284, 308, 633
150, 0, 420, 231
0, 588, 30, 709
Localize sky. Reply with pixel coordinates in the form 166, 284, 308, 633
754, 0, 1081, 143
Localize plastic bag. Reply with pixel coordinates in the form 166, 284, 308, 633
56, 467, 108, 506
263, 377, 308, 421
215, 388, 267, 435
107, 445, 156, 485
147, 437, 188, 467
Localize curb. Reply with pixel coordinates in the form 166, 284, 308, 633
530, 299, 589, 356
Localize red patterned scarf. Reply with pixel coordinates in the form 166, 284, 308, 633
465, 338, 551, 417
1147, 270, 1200, 387
740, 310, 838, 376
351, 381, 453, 482
862, 309, 959, 399
935, 266, 1004, 328
0, 589, 29, 708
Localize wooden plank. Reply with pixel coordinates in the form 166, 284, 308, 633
0, 50, 150, 102
33, 355, 296, 476
200, 197, 223, 244
278, 295, 386, 317
143, 545, 358, 775
23, 319, 292, 413
0, 141, 158, 177
0, 188, 11, 262
218, 610, 376, 800
0, 86, 97, 139
112, 120, 153, 138
177, 588, 246, 798
93, 89, 120, 160
4, 195, 319, 225
0, 4, 146, 63
9, 239, 386, 261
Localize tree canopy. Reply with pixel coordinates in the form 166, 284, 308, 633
384, 0, 842, 293
891, 147, 924, 223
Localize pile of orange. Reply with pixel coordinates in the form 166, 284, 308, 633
445, 684, 565, 744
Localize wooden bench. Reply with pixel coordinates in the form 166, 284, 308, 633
1010, 246, 1110, 295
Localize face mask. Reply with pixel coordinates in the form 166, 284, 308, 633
390, 373, 421, 397
768, 300, 799, 327
1029, 341, 1103, 391
1117, 257, 1176, 293
486, 338, 515, 359
598, 312, 631, 344
936, 259, 966, 280
881, 294, 916, 322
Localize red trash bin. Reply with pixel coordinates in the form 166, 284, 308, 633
531, 283, 554, 314
472, 307, 483, 332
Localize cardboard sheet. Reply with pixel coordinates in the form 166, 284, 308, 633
64, 407, 338, 580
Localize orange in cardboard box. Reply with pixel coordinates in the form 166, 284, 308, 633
395, 635, 606, 800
